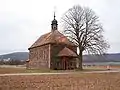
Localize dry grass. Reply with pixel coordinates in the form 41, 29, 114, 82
0, 67, 105, 74
0, 72, 120, 90
0, 67, 25, 74
0, 67, 56, 74
0, 65, 120, 74
0, 65, 120, 90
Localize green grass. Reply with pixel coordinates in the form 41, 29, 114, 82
0, 65, 111, 74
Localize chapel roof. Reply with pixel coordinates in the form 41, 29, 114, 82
29, 30, 76, 49
57, 47, 77, 57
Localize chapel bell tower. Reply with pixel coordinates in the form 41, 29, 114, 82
51, 12, 58, 31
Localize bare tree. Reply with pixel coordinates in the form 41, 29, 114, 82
62, 5, 109, 70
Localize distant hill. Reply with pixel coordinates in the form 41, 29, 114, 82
0, 52, 29, 60
0, 52, 120, 62
83, 53, 120, 62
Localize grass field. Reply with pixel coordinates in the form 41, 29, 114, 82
0, 67, 56, 74
0, 72, 120, 90
0, 65, 120, 90
0, 65, 120, 74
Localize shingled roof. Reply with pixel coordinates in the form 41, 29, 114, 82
29, 30, 76, 49
57, 47, 77, 57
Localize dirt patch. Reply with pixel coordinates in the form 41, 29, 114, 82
0, 72, 120, 90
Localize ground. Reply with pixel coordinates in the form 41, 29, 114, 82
0, 65, 120, 90
0, 65, 119, 74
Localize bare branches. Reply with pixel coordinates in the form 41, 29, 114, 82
62, 5, 109, 55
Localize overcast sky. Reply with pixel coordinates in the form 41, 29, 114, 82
0, 0, 120, 54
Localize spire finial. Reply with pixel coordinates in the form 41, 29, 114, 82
54, 6, 56, 20
54, 11, 55, 20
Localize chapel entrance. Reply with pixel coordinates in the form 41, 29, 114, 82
60, 57, 76, 70
56, 47, 78, 70
62, 57, 68, 70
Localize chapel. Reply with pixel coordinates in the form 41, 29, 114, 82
27, 14, 78, 70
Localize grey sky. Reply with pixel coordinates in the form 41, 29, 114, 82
0, 0, 120, 54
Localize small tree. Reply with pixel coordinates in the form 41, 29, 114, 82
62, 5, 109, 70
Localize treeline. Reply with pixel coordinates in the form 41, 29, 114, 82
0, 60, 26, 65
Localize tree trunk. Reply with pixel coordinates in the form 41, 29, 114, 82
78, 50, 83, 70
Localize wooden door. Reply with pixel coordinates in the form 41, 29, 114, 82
62, 57, 69, 70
